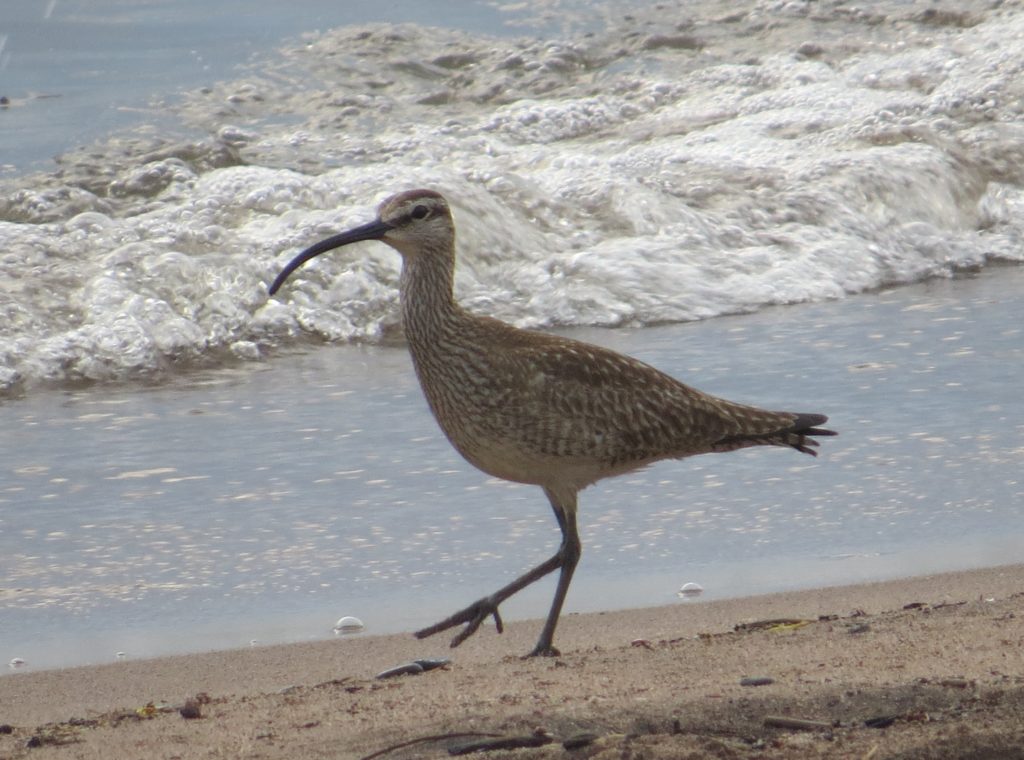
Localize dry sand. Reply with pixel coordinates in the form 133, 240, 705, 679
1, 564, 1022, 759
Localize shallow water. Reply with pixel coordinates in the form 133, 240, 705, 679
2, 266, 1021, 670
1, 0, 565, 174
1, 0, 1023, 670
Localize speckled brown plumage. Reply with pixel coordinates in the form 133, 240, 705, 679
269, 188, 836, 657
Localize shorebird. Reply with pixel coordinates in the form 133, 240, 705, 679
269, 189, 835, 657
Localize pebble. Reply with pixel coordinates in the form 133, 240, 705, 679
179, 699, 202, 719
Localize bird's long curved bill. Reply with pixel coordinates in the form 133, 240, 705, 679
268, 218, 393, 295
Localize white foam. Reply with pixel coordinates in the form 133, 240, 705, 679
2, 1, 1023, 392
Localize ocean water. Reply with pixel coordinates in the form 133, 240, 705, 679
2, 0, 1023, 670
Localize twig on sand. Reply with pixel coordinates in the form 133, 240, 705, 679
449, 731, 554, 755
764, 715, 833, 731
359, 732, 503, 760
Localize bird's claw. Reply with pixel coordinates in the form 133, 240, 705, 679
415, 597, 504, 648
524, 643, 560, 658
450, 605, 503, 647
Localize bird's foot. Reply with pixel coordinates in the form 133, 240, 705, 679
415, 596, 504, 648
523, 642, 560, 659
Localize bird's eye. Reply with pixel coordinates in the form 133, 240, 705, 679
411, 205, 429, 220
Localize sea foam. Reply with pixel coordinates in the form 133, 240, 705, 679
2, 0, 1022, 392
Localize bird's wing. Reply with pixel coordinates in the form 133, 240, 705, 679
483, 324, 798, 464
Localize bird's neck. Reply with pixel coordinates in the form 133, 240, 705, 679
399, 251, 461, 347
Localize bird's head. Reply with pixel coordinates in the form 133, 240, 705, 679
268, 188, 454, 295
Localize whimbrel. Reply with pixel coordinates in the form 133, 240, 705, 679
269, 189, 836, 657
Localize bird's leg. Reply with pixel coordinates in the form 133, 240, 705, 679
415, 487, 581, 657
525, 494, 580, 658
413, 551, 563, 647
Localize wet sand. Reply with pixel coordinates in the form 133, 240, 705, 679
2, 563, 1022, 759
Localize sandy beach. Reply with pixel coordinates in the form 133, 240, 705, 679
2, 563, 1021, 759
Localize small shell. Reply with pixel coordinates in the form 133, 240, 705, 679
677, 582, 704, 599
333, 616, 365, 634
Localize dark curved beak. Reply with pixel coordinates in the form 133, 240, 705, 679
268, 218, 393, 295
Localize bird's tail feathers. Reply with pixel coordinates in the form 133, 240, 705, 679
713, 412, 836, 457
